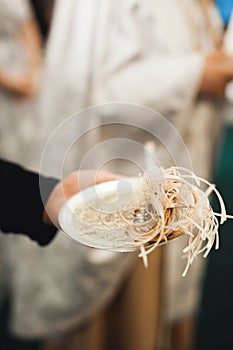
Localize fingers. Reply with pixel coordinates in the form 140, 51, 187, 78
62, 170, 125, 198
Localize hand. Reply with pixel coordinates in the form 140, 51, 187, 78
43, 170, 124, 227
199, 51, 233, 97
0, 70, 39, 97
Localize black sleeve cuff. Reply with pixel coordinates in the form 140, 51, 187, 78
1, 160, 59, 246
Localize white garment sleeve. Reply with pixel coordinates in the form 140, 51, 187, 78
99, 53, 204, 115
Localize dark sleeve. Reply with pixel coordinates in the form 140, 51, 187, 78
0, 159, 59, 245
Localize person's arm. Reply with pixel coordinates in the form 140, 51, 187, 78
0, 160, 58, 245
0, 160, 123, 246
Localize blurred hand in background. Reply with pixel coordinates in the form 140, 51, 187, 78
199, 50, 233, 97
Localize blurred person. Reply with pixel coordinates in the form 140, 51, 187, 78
3, 1, 233, 350
87, 1, 233, 349
0, 1, 42, 349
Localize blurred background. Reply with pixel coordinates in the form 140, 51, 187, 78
1, 0, 233, 349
